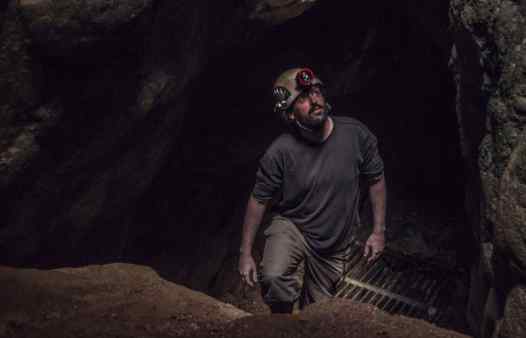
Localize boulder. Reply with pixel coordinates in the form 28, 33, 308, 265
498, 285, 526, 338
0, 263, 249, 338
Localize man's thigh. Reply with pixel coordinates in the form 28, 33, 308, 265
261, 216, 305, 276
301, 244, 352, 308
259, 217, 305, 303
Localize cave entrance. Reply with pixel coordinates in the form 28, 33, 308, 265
138, 1, 470, 329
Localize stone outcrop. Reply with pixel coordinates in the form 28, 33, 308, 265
450, 1, 526, 337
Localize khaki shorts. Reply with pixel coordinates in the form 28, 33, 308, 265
259, 216, 352, 309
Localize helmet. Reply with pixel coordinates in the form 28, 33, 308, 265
272, 67, 323, 115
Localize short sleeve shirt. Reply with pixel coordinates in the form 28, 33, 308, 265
252, 116, 384, 253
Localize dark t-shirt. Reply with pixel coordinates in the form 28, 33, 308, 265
252, 115, 384, 253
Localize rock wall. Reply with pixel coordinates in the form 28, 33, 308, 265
450, 1, 526, 337
0, 0, 254, 266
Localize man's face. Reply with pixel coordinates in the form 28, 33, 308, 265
289, 85, 328, 130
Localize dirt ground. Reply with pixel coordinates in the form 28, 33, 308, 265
201, 299, 471, 338
0, 263, 470, 338
0, 263, 248, 338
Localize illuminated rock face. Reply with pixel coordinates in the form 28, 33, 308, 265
450, 1, 526, 337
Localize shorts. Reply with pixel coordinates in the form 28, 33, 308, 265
259, 215, 352, 309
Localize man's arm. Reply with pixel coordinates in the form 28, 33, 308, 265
370, 175, 386, 234
239, 195, 268, 286
364, 175, 387, 262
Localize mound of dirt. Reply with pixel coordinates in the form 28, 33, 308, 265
205, 299, 470, 338
0, 263, 249, 338
0, 263, 470, 338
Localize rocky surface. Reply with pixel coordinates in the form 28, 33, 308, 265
498, 285, 526, 338
209, 300, 470, 338
247, 0, 317, 25
0, 263, 249, 338
0, 0, 251, 265
450, 1, 526, 337
17, 0, 154, 60
499, 133, 526, 278
205, 299, 467, 338
0, 263, 469, 338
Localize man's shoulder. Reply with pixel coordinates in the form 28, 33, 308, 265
332, 115, 369, 131
264, 132, 298, 156
333, 115, 378, 140
270, 132, 298, 148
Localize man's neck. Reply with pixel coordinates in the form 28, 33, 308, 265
297, 117, 334, 144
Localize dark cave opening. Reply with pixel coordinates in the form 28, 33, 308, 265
133, 1, 470, 265
124, 1, 472, 329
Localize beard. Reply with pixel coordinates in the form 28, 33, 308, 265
297, 104, 329, 131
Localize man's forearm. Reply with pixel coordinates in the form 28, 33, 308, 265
240, 195, 268, 254
369, 175, 386, 233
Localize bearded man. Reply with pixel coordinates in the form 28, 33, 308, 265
239, 68, 386, 314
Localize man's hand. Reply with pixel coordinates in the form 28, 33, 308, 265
238, 253, 258, 287
238, 196, 267, 287
363, 231, 385, 263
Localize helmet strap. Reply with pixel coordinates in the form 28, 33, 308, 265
295, 120, 319, 133
325, 102, 332, 114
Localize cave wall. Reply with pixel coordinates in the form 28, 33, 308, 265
0, 0, 262, 265
450, 1, 526, 337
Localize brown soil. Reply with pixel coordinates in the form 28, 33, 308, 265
0, 263, 248, 338
0, 263, 471, 338
199, 299, 470, 338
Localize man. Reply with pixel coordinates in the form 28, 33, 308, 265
238, 67, 386, 314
